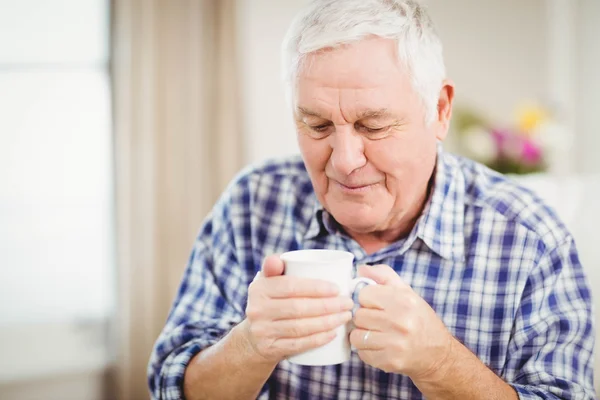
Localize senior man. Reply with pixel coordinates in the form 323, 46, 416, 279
148, 0, 595, 399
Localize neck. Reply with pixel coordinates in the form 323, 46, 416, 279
345, 173, 435, 255
347, 203, 424, 255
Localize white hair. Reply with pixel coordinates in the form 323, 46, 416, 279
281, 0, 446, 124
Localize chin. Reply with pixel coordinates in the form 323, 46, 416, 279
329, 204, 386, 233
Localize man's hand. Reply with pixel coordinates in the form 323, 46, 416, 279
241, 255, 354, 363
349, 264, 455, 381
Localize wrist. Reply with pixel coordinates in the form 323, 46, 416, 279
231, 320, 280, 369
183, 320, 279, 400
410, 338, 517, 400
411, 335, 460, 387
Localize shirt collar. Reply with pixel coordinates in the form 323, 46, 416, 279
415, 148, 466, 261
304, 194, 328, 240
303, 147, 465, 261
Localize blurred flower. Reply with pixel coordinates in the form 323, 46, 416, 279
452, 102, 553, 175
461, 125, 497, 164
490, 128, 510, 155
516, 102, 548, 134
520, 138, 543, 165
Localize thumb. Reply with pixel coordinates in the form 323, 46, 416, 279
357, 264, 407, 288
261, 254, 285, 278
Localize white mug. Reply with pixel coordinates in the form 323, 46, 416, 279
280, 249, 376, 366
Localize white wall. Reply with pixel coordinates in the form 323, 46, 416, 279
425, 0, 547, 124
237, 0, 310, 163
577, 0, 600, 174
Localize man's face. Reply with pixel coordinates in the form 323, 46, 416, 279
294, 37, 451, 237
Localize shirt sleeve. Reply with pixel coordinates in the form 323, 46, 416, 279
503, 236, 596, 399
147, 182, 255, 399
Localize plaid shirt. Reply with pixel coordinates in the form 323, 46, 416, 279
148, 149, 595, 399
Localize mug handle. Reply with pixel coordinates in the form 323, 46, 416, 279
350, 277, 377, 315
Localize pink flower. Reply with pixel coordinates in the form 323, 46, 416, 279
491, 128, 509, 156
520, 138, 543, 165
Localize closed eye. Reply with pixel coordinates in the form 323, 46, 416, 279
364, 126, 385, 133
310, 124, 331, 132
355, 123, 389, 137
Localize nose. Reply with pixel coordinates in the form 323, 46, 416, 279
329, 127, 366, 176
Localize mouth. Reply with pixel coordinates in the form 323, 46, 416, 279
334, 181, 378, 194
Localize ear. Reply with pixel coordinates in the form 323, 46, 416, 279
434, 79, 455, 141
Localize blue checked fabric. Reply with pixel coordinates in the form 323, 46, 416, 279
148, 148, 595, 399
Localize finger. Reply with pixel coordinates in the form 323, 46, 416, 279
269, 296, 355, 319
273, 311, 352, 338
353, 307, 391, 331
356, 284, 396, 310
349, 328, 384, 351
264, 276, 340, 298
262, 254, 285, 278
252, 271, 262, 282
274, 329, 338, 356
357, 264, 409, 288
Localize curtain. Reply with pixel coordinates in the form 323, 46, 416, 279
111, 0, 243, 398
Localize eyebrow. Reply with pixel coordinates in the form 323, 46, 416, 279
296, 107, 324, 118
296, 107, 393, 120
356, 108, 394, 119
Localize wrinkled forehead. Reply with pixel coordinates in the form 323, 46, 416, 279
296, 37, 406, 88
293, 38, 418, 119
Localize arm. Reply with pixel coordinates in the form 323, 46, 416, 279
183, 320, 277, 400
148, 177, 353, 399
409, 338, 518, 399
351, 244, 595, 400
351, 265, 517, 400
149, 242, 352, 400
182, 258, 351, 400
502, 237, 595, 399
148, 184, 257, 399
147, 235, 247, 400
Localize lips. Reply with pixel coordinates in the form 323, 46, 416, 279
341, 183, 371, 189
334, 180, 378, 193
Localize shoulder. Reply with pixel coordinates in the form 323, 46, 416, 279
226, 154, 312, 198
237, 154, 310, 183
447, 153, 571, 249
212, 154, 314, 220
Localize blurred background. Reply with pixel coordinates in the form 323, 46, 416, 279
0, 0, 598, 399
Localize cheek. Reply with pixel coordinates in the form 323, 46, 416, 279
365, 133, 437, 187
364, 140, 407, 181
298, 134, 331, 175
298, 134, 331, 181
